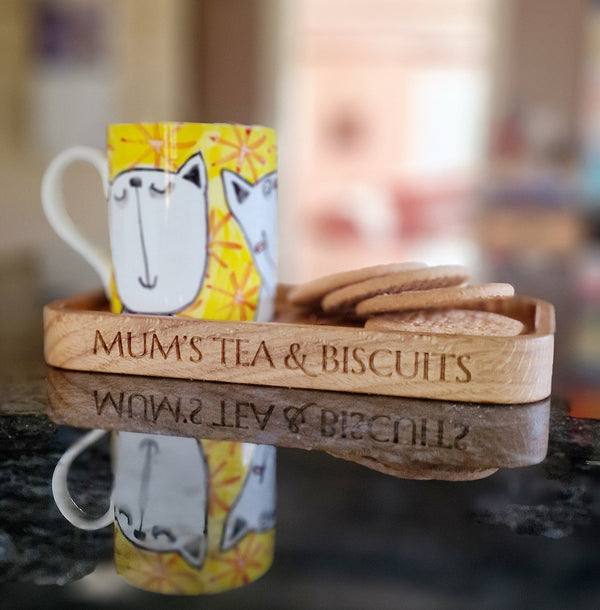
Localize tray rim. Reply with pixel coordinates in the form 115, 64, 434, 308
44, 289, 555, 339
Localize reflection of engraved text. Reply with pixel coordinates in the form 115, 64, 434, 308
211, 400, 275, 430
91, 389, 469, 450
283, 403, 314, 433
320, 408, 469, 449
93, 390, 202, 424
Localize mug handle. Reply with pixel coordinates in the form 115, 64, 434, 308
41, 146, 112, 298
52, 429, 114, 530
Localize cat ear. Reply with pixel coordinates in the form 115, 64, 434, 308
179, 534, 207, 568
222, 170, 252, 205
178, 152, 207, 189
221, 516, 249, 552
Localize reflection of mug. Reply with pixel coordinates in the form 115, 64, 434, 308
41, 123, 278, 321
52, 431, 276, 594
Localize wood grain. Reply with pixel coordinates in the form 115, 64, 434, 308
46, 367, 551, 480
43, 290, 555, 404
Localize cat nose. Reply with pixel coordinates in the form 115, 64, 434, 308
129, 177, 142, 188
133, 529, 147, 541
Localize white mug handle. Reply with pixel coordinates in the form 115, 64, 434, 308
41, 146, 112, 297
52, 429, 114, 530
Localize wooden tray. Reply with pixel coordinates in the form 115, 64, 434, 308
43, 289, 555, 404
45, 367, 551, 480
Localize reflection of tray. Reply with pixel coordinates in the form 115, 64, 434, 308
45, 368, 551, 481
43, 289, 555, 404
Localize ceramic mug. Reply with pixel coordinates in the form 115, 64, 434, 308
52, 430, 276, 594
41, 123, 278, 321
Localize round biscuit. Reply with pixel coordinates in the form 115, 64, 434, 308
364, 308, 525, 336
321, 264, 470, 313
286, 262, 427, 305
356, 283, 515, 316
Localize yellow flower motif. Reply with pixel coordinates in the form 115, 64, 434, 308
207, 208, 243, 270
210, 125, 268, 181
117, 123, 197, 171
203, 440, 241, 457
114, 528, 202, 595
209, 533, 274, 588
206, 458, 243, 517
206, 262, 260, 321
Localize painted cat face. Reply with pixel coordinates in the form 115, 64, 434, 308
109, 153, 208, 314
113, 433, 209, 568
221, 444, 276, 552
221, 170, 278, 298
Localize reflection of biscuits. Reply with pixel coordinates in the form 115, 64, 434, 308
287, 262, 426, 305
336, 454, 498, 480
321, 265, 470, 313
356, 283, 515, 316
365, 308, 525, 336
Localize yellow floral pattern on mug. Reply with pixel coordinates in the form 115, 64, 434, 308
114, 528, 274, 595
114, 440, 275, 595
106, 123, 277, 321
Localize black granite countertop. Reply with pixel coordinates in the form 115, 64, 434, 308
1, 369, 600, 609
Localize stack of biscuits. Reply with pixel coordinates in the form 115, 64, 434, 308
286, 262, 526, 337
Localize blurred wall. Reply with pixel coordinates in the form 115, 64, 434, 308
490, 0, 586, 149
114, 0, 196, 122
0, 0, 589, 299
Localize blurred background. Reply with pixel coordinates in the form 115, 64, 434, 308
1, 0, 599, 405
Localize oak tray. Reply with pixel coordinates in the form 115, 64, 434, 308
43, 288, 555, 404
